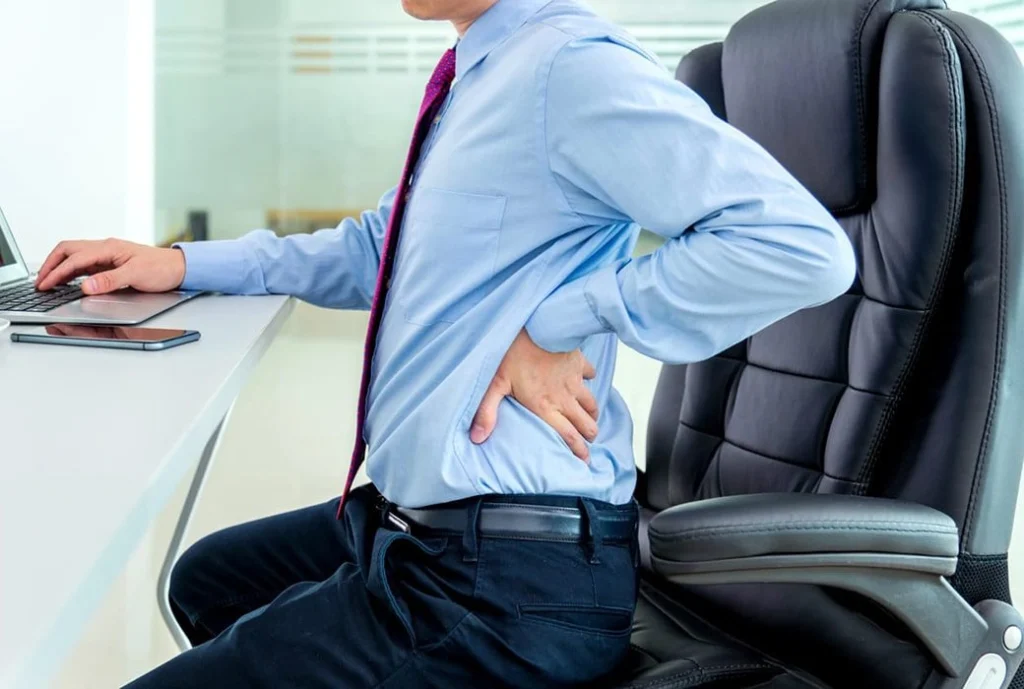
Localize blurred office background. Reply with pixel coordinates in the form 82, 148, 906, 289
0, 0, 1019, 686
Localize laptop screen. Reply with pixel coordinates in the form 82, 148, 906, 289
0, 228, 14, 267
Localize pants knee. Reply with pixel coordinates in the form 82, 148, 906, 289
168, 536, 219, 623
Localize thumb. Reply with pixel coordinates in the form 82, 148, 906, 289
83, 267, 131, 295
471, 376, 510, 444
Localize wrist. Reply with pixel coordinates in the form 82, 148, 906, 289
525, 274, 609, 353
167, 246, 186, 289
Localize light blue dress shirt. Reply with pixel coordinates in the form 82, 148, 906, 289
177, 0, 856, 508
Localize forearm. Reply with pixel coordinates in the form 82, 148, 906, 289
527, 208, 854, 363
177, 225, 375, 309
528, 38, 856, 361
176, 188, 395, 309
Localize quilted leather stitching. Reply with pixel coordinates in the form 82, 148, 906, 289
738, 359, 885, 395
703, 436, 857, 484
853, 11, 965, 490
649, 522, 959, 541
817, 387, 848, 476
923, 9, 1010, 551
622, 663, 778, 689
846, 0, 885, 214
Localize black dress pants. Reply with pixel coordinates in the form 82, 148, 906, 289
124, 484, 639, 688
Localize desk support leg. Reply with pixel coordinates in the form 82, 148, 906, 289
157, 404, 235, 653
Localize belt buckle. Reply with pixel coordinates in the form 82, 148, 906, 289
386, 511, 411, 534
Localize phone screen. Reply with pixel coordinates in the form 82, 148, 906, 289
42, 325, 190, 342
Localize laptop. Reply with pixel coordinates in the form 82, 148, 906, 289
0, 206, 203, 325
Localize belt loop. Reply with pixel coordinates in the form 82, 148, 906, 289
462, 499, 483, 563
579, 498, 603, 565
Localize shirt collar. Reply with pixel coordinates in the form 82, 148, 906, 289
455, 0, 555, 82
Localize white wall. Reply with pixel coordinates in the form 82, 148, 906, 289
0, 0, 154, 266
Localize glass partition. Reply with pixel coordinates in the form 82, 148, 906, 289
154, 0, 771, 246
155, 0, 1022, 247
960, 0, 1024, 58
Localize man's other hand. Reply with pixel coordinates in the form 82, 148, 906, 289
471, 328, 599, 462
35, 239, 186, 295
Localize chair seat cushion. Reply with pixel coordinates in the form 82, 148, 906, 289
605, 579, 817, 689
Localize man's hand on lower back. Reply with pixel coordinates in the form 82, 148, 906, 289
470, 328, 600, 462
35, 239, 186, 295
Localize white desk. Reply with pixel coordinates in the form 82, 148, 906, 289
0, 294, 294, 689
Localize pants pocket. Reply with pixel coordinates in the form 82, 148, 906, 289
517, 603, 634, 637
367, 530, 450, 647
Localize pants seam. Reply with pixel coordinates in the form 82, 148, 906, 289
186, 591, 276, 629
376, 611, 473, 689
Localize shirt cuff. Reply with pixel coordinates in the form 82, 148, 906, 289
174, 240, 261, 294
525, 269, 614, 353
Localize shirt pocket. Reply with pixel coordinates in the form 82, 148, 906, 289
393, 187, 506, 327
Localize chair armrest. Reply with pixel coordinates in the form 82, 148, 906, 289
649, 493, 959, 576
648, 494, 1022, 683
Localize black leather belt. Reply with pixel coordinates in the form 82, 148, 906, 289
382, 501, 638, 544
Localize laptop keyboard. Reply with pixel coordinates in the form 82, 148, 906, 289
0, 282, 84, 312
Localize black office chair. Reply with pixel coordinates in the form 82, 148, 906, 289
608, 1, 1024, 688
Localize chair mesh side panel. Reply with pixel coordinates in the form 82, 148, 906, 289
948, 553, 1021, 688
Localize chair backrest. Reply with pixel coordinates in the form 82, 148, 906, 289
643, 1, 1024, 685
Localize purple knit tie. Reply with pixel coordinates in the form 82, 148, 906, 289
339, 49, 458, 516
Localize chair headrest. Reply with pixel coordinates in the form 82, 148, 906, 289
682, 0, 947, 214
676, 43, 726, 120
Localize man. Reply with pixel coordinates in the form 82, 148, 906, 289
37, 0, 856, 686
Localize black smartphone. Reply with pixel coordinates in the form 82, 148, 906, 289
11, 324, 200, 351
